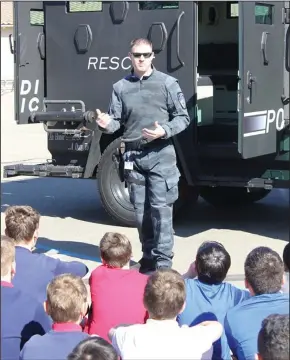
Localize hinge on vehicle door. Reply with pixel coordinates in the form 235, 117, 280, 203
283, 7, 290, 24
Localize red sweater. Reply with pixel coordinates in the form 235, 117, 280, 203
86, 265, 148, 342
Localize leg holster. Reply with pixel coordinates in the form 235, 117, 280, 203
112, 144, 125, 183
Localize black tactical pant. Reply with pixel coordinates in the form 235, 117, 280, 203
123, 141, 180, 271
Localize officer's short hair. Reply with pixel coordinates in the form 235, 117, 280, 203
46, 274, 87, 323
67, 336, 118, 360
130, 38, 153, 50
143, 269, 186, 320
5, 205, 40, 243
195, 241, 231, 284
100, 232, 132, 268
245, 246, 284, 295
1, 235, 15, 276
283, 242, 290, 271
257, 314, 289, 360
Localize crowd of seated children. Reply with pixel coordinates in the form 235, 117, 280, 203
1, 204, 289, 360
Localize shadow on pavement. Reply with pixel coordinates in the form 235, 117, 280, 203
1, 177, 289, 241
174, 190, 289, 241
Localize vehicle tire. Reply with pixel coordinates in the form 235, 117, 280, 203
199, 186, 271, 208
97, 137, 136, 227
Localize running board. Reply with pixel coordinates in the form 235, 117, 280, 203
3, 163, 84, 178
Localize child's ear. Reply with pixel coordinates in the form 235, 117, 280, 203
43, 300, 49, 315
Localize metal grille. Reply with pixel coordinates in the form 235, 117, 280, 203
68, 2, 102, 12
30, 10, 44, 26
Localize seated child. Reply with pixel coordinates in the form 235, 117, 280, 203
225, 246, 289, 360
67, 336, 118, 360
256, 314, 289, 360
19, 274, 90, 360
5, 205, 88, 303
1, 235, 51, 360
177, 241, 250, 360
109, 268, 223, 360
86, 232, 148, 342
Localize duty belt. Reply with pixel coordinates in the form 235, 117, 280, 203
120, 136, 170, 152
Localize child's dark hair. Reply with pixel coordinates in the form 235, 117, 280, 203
195, 241, 231, 284
258, 314, 289, 360
283, 242, 290, 271
67, 336, 118, 360
245, 247, 284, 295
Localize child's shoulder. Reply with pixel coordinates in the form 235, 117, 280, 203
22, 333, 45, 349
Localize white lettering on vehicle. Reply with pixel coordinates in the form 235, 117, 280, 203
87, 56, 131, 71
20, 79, 40, 114
243, 108, 285, 137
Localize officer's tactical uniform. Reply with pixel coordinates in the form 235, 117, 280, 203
100, 68, 190, 272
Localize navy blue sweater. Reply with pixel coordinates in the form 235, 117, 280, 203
1, 281, 52, 360
19, 323, 90, 360
13, 246, 88, 302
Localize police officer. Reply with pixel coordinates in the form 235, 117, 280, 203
96, 38, 190, 274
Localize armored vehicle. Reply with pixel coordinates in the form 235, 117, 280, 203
4, 1, 290, 226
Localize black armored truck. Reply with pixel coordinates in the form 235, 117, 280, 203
4, 1, 290, 226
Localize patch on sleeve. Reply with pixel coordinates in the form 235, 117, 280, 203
177, 92, 186, 109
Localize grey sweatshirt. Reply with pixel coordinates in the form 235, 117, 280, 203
100, 68, 190, 140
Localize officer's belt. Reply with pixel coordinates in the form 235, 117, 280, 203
123, 138, 170, 151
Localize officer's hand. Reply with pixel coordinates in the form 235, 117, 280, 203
142, 121, 166, 140
96, 109, 111, 128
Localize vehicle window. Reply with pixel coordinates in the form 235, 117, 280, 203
255, 3, 273, 25
226, 2, 238, 18
67, 1, 102, 12
139, 2, 179, 10
30, 10, 44, 26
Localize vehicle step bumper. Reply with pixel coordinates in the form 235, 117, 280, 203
3, 163, 85, 178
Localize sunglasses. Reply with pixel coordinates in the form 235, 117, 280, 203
131, 52, 152, 58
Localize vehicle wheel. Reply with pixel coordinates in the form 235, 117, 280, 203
97, 137, 136, 227
199, 186, 271, 208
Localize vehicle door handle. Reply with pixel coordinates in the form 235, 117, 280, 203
247, 71, 256, 89
9, 34, 14, 54
37, 33, 45, 60
247, 71, 256, 104
176, 11, 185, 67
261, 31, 269, 66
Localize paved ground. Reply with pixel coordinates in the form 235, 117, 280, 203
1, 91, 289, 288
